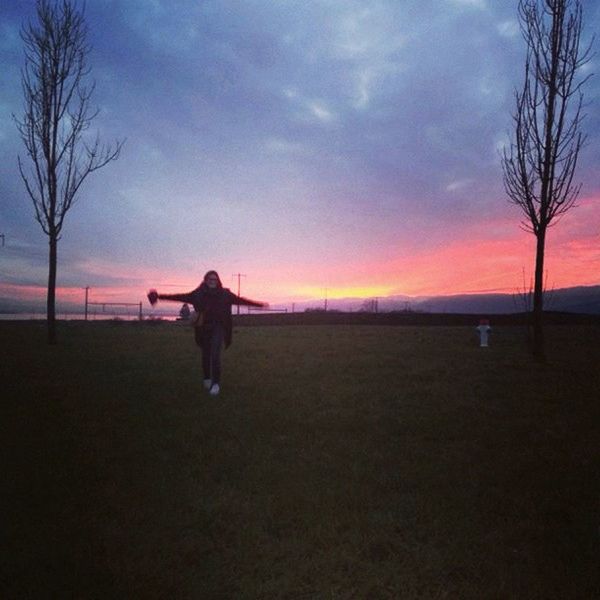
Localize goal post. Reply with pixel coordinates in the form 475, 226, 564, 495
84, 289, 143, 321
85, 301, 143, 320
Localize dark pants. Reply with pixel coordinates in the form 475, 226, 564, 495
200, 323, 224, 384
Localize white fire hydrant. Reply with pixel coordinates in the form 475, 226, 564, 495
476, 319, 491, 347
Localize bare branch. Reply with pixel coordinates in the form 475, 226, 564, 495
15, 0, 124, 239
502, 0, 591, 233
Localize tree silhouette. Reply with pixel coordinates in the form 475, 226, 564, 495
501, 0, 593, 359
15, 0, 124, 344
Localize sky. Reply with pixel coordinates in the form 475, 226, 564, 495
1, 0, 599, 312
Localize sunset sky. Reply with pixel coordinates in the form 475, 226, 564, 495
1, 0, 599, 311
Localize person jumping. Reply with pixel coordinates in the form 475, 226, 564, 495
147, 270, 267, 396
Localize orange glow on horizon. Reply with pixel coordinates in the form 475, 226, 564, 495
292, 285, 397, 300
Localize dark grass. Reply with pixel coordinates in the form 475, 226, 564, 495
1, 321, 599, 598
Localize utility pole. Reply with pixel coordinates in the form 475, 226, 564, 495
232, 273, 246, 315
84, 286, 90, 321
324, 288, 328, 312
0, 234, 5, 247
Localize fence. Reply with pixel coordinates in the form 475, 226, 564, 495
247, 306, 288, 313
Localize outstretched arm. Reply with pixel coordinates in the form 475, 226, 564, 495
228, 290, 268, 308
147, 289, 196, 306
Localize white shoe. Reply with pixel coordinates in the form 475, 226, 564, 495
203, 379, 212, 390
209, 384, 220, 396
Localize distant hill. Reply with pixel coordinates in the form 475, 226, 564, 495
0, 296, 43, 315
398, 285, 600, 315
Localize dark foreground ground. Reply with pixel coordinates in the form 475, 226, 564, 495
1, 321, 599, 598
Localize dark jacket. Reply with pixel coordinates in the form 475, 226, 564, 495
158, 284, 263, 347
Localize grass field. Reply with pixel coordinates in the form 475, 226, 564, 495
2, 321, 599, 598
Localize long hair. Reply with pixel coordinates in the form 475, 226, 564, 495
203, 270, 223, 289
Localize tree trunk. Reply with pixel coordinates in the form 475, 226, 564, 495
47, 234, 58, 345
532, 228, 546, 360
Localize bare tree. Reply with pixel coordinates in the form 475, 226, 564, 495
15, 0, 124, 344
502, 0, 593, 359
